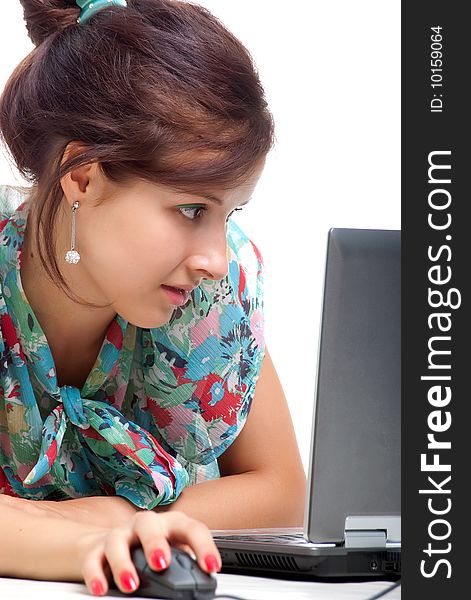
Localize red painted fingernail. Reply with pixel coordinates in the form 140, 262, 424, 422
204, 554, 220, 573
150, 548, 168, 570
90, 579, 105, 596
120, 571, 138, 592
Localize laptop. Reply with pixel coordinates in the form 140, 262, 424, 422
212, 228, 401, 579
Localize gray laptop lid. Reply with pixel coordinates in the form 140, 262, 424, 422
306, 228, 401, 545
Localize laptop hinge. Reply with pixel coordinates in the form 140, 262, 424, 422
344, 515, 401, 549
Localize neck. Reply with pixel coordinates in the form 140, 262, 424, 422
19, 202, 116, 357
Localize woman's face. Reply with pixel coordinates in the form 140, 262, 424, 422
64, 161, 264, 328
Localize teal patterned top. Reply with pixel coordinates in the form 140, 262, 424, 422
0, 185, 265, 509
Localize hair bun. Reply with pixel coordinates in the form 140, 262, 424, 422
19, 0, 79, 46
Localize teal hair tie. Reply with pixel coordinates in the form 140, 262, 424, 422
76, 0, 128, 25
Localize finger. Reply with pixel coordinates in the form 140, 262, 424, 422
129, 512, 199, 572
103, 526, 142, 594
131, 512, 176, 571
81, 538, 110, 597
160, 511, 222, 574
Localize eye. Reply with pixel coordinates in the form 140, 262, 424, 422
178, 205, 245, 222
178, 205, 208, 220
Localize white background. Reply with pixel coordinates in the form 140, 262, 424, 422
0, 2, 400, 472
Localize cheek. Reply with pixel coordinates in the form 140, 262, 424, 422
83, 214, 184, 288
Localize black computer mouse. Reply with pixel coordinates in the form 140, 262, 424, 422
109, 545, 217, 599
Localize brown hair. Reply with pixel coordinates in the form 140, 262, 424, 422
0, 0, 275, 307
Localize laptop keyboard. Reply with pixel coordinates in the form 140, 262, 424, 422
212, 533, 315, 547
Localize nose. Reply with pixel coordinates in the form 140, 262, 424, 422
189, 228, 230, 283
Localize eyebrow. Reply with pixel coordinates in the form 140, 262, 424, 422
205, 194, 252, 206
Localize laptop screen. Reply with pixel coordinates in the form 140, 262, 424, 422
305, 228, 401, 544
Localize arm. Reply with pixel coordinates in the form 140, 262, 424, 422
0, 502, 106, 581
0, 493, 141, 529
158, 347, 307, 529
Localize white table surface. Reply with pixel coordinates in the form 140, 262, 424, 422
1, 574, 401, 599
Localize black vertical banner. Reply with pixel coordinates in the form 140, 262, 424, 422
402, 2, 469, 598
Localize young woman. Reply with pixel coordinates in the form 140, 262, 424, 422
0, 0, 306, 596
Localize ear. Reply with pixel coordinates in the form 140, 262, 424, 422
59, 141, 104, 209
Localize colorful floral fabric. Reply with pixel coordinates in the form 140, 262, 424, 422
0, 185, 265, 509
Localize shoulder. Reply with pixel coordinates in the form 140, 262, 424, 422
225, 219, 264, 303
226, 219, 264, 268
0, 185, 30, 220
0, 185, 31, 281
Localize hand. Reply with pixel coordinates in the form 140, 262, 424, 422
77, 510, 221, 596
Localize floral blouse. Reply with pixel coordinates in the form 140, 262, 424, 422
0, 185, 265, 509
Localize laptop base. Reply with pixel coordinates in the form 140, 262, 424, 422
217, 543, 401, 579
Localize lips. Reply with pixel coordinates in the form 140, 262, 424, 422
162, 284, 198, 292
161, 285, 190, 306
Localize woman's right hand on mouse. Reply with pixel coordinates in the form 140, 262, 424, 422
76, 510, 221, 597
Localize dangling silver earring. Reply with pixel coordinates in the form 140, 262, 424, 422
64, 201, 81, 264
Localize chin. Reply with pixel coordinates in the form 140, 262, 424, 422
116, 304, 174, 329
130, 315, 173, 329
